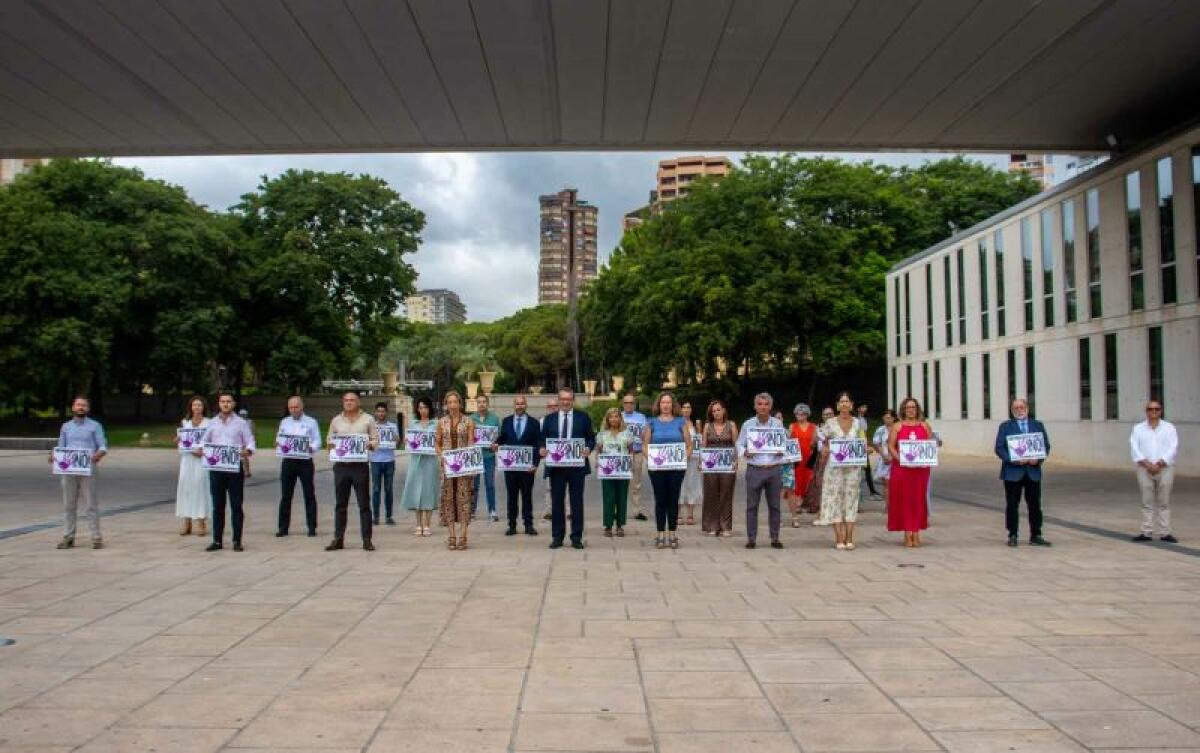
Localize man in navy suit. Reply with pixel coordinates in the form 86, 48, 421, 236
495, 394, 542, 536
540, 387, 595, 549
993, 397, 1052, 548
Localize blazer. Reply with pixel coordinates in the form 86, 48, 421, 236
541, 409, 597, 475
994, 418, 1050, 482
497, 413, 543, 470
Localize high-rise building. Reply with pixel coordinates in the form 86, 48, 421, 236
1008, 153, 1053, 190
0, 158, 49, 186
656, 155, 731, 203
405, 289, 466, 324
538, 188, 597, 305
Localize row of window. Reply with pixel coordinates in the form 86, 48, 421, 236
889, 326, 1165, 422
893, 147, 1200, 357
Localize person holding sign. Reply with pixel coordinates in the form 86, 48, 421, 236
887, 398, 933, 547
50, 395, 108, 550
174, 396, 210, 537
496, 395, 542, 536
371, 402, 399, 527
786, 403, 816, 528
993, 397, 1051, 548
700, 399, 738, 536
326, 390, 380, 552
818, 392, 868, 550
735, 393, 787, 550
542, 387, 595, 550
470, 394, 501, 522
620, 394, 649, 522
1130, 400, 1178, 543
642, 392, 692, 550
275, 396, 322, 538
196, 391, 255, 552
436, 390, 476, 550
679, 401, 703, 526
540, 395, 560, 521
594, 408, 633, 538
401, 397, 439, 536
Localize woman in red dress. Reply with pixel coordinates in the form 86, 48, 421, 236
786, 403, 817, 527
887, 397, 932, 547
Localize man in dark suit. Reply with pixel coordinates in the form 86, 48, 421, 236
993, 397, 1052, 548
540, 387, 595, 549
495, 394, 542, 536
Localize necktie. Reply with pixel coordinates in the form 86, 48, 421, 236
1020, 420, 1027, 433
561, 412, 570, 439
516, 416, 524, 436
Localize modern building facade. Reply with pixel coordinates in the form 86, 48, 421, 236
538, 188, 597, 305
656, 156, 731, 203
1008, 153, 1053, 190
887, 124, 1199, 475
0, 158, 49, 186
405, 289, 466, 324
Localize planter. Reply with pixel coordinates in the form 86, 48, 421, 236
382, 371, 398, 395
529, 385, 544, 395
478, 370, 496, 395
611, 375, 624, 393
465, 381, 479, 399
583, 379, 597, 396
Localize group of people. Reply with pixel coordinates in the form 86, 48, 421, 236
48, 389, 1182, 551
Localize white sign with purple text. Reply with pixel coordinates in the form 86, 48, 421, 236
1006, 432, 1047, 462
544, 438, 587, 468
275, 433, 313, 459
897, 439, 939, 467
743, 426, 788, 454
782, 438, 803, 464
497, 445, 535, 471
52, 447, 93, 476
328, 433, 369, 463
699, 447, 735, 474
404, 428, 436, 455
442, 446, 484, 478
377, 424, 398, 451
473, 424, 499, 447
826, 438, 868, 467
596, 453, 633, 480
646, 442, 688, 471
202, 443, 242, 473
177, 427, 205, 454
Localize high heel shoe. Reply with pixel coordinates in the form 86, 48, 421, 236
456, 535, 468, 551
447, 536, 457, 550
179, 519, 191, 536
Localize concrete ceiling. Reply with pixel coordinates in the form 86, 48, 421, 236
1, 0, 1199, 157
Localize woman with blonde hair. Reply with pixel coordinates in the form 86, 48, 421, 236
641, 391, 692, 549
435, 391, 476, 550
594, 408, 632, 537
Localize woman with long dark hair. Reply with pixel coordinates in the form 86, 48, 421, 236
700, 399, 738, 536
401, 396, 438, 536
173, 395, 210, 536
818, 392, 867, 550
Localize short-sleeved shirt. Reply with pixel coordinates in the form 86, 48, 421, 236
648, 416, 686, 444
596, 430, 632, 455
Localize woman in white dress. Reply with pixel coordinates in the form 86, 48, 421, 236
174, 395, 211, 536
678, 401, 703, 525
871, 409, 897, 502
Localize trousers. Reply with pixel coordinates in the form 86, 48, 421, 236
370, 461, 395, 520
504, 470, 536, 528
209, 469, 245, 544
1004, 476, 1043, 537
471, 454, 497, 515
649, 469, 684, 532
549, 468, 586, 543
278, 458, 318, 534
62, 474, 101, 541
1136, 465, 1174, 535
745, 465, 782, 542
334, 463, 372, 541
602, 479, 629, 528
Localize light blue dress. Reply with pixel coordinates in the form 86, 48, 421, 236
401, 419, 439, 511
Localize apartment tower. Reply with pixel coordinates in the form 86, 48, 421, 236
538, 188, 598, 305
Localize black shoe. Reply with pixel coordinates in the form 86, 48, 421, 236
275, 531, 288, 537
1007, 535, 1018, 547
771, 541, 783, 549
363, 540, 375, 551
745, 541, 756, 549
205, 542, 222, 552
549, 540, 563, 549
635, 513, 648, 521
1029, 536, 1052, 546
1161, 534, 1179, 544
325, 539, 344, 551
525, 527, 538, 536
572, 541, 585, 550
372, 518, 381, 526
307, 529, 317, 537
505, 526, 517, 536
232, 542, 244, 552
386, 518, 396, 526
56, 536, 74, 549
1132, 533, 1153, 542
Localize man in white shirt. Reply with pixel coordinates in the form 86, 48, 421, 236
736, 392, 786, 550
276, 396, 322, 538
1130, 399, 1179, 544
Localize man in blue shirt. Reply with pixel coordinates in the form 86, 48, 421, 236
50, 395, 108, 549
370, 401, 399, 526
621, 394, 649, 521
994, 397, 1052, 548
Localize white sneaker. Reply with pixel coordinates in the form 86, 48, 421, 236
490, 513, 499, 522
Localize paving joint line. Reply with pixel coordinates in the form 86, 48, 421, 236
730, 637, 807, 752
506, 552, 553, 753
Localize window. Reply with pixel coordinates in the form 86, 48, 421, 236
994, 229, 1006, 336
934, 361, 942, 419
922, 362, 929, 412
1007, 349, 1017, 402
956, 248, 966, 343
1157, 157, 1176, 305
960, 356, 968, 419
904, 273, 912, 354
925, 264, 933, 350
1079, 338, 1092, 420
906, 364, 912, 404
1104, 333, 1118, 420
1086, 188, 1101, 318
1126, 170, 1144, 311
943, 257, 952, 345
1025, 346, 1036, 417
978, 241, 989, 339
982, 353, 992, 420
1062, 198, 1077, 323
893, 277, 901, 356
1040, 207, 1055, 327
891, 366, 897, 411
1149, 326, 1164, 410
1193, 147, 1200, 291
1021, 217, 1034, 331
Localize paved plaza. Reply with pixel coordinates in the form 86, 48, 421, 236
0, 449, 1197, 752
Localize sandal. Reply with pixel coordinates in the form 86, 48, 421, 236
422, 527, 433, 537
655, 535, 665, 549
686, 516, 695, 526
413, 527, 423, 536
603, 528, 613, 537
447, 536, 457, 550
791, 519, 801, 528
457, 536, 468, 551
615, 527, 624, 537
670, 535, 679, 549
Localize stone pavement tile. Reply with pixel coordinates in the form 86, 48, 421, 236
958, 655, 1089, 682
735, 638, 841, 659
839, 646, 959, 671
513, 712, 653, 751
785, 712, 940, 752
647, 698, 783, 731
865, 669, 1000, 698
1043, 709, 1200, 748
674, 620, 770, 638
126, 633, 243, 658
267, 683, 405, 712
932, 729, 1088, 752
22, 677, 175, 710
939, 619, 1045, 636
584, 620, 676, 638
656, 731, 800, 753
120, 693, 272, 728
853, 619, 959, 638
165, 616, 271, 637
521, 679, 644, 713
533, 637, 633, 659
1165, 654, 1200, 673
929, 636, 1046, 659
643, 671, 762, 698
0, 707, 123, 747
1119, 635, 1200, 656
404, 668, 525, 696
384, 693, 517, 729
637, 647, 744, 672
995, 680, 1143, 711
423, 645, 532, 669
1040, 644, 1173, 669
764, 683, 899, 714
896, 696, 1050, 731
80, 654, 211, 681
528, 657, 640, 684
745, 658, 867, 684
536, 616, 583, 637
1032, 618, 1139, 636
1136, 692, 1200, 725
75, 726, 236, 753
796, 605, 889, 621
1089, 665, 1200, 695
208, 644, 328, 669
765, 621, 862, 639
1, 616, 94, 635
230, 709, 385, 749
368, 727, 511, 753
169, 665, 303, 696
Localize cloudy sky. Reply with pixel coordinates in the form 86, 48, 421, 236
116, 150, 1018, 321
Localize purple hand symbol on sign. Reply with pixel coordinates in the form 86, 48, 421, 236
182, 439, 193, 448
57, 460, 70, 470
650, 451, 665, 466
206, 455, 219, 465
407, 438, 420, 450
550, 449, 564, 462
833, 449, 848, 463
279, 441, 292, 453
500, 454, 514, 467
599, 460, 614, 475
448, 459, 463, 472
904, 451, 916, 463
750, 436, 766, 449
335, 445, 347, 457
703, 456, 717, 469
1014, 444, 1027, 457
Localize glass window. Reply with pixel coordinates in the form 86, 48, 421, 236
1062, 198, 1077, 323
978, 240, 990, 339
1149, 326, 1164, 410
934, 361, 942, 419
1126, 170, 1144, 311
1104, 333, 1118, 420
904, 273, 912, 354
994, 228, 1006, 336
906, 364, 912, 405
891, 366, 897, 411
943, 256, 952, 345
1007, 349, 1017, 402
1079, 337, 1092, 420
960, 356, 968, 420
1040, 207, 1055, 327
1025, 346, 1036, 417
956, 248, 966, 343
1157, 157, 1176, 305
925, 263, 933, 350
1086, 188, 1101, 318
922, 362, 929, 412
982, 353, 991, 420
1021, 217, 1034, 331
893, 277, 901, 356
